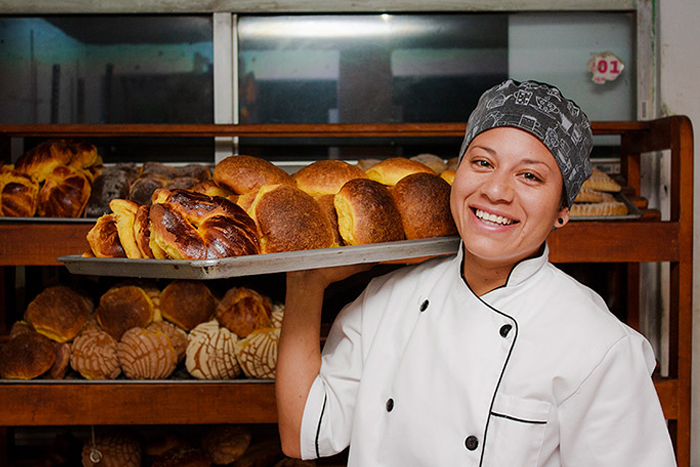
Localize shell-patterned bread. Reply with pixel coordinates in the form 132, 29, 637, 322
149, 188, 261, 260
160, 280, 217, 332
186, 319, 241, 380
581, 168, 622, 193
0, 168, 39, 217
109, 198, 143, 259
410, 153, 447, 175
117, 326, 178, 380
334, 178, 405, 245
37, 164, 92, 217
292, 159, 368, 197
216, 287, 272, 338
96, 285, 156, 340
247, 184, 336, 254
234, 326, 280, 379
15, 140, 75, 183
213, 155, 294, 195
70, 327, 121, 380
147, 320, 188, 363
365, 157, 436, 187
0, 330, 56, 379
87, 214, 126, 258
24, 285, 93, 343
271, 303, 284, 328
81, 430, 142, 467
201, 425, 252, 465
391, 172, 457, 240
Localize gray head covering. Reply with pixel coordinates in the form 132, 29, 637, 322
458, 79, 593, 207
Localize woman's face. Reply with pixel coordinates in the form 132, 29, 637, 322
450, 127, 569, 269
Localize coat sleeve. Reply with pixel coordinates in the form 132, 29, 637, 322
299, 282, 374, 460
557, 332, 677, 466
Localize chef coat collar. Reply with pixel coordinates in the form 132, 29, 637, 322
456, 241, 550, 294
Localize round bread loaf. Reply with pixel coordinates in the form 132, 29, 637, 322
148, 320, 188, 363
292, 159, 368, 197
37, 165, 92, 217
160, 280, 217, 332
15, 140, 75, 183
0, 168, 39, 217
85, 164, 140, 218
151, 446, 212, 467
81, 430, 141, 467
186, 319, 241, 380
201, 425, 252, 465
0, 330, 56, 379
96, 285, 155, 340
118, 326, 177, 380
334, 178, 405, 245
87, 214, 126, 258
365, 157, 435, 186
70, 327, 121, 380
247, 184, 336, 254
24, 285, 93, 343
216, 287, 272, 338
149, 189, 261, 260
213, 155, 293, 194
410, 153, 447, 174
46, 341, 71, 379
109, 198, 142, 259
391, 172, 457, 240
234, 327, 280, 379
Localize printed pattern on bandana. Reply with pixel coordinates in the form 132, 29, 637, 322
458, 79, 593, 207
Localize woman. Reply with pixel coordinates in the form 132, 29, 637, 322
276, 79, 676, 466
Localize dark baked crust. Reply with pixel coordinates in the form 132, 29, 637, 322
160, 280, 217, 331
24, 286, 93, 343
391, 172, 457, 240
37, 165, 92, 217
216, 287, 272, 338
95, 285, 155, 340
87, 214, 127, 258
0, 169, 39, 217
0, 330, 57, 379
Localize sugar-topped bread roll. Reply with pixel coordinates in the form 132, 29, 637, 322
391, 172, 457, 240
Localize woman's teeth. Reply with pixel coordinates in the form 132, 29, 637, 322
475, 209, 514, 226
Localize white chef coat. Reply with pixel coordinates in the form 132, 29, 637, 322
299, 243, 676, 466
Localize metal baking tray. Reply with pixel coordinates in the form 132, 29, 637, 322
59, 236, 461, 280
0, 216, 99, 223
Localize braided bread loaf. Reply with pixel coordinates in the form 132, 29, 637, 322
148, 189, 261, 260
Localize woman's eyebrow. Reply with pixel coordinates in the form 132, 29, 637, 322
469, 145, 497, 155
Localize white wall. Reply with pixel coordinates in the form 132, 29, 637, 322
658, 1, 700, 465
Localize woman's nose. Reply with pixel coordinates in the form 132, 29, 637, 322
481, 171, 515, 202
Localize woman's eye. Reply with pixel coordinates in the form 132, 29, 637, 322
473, 159, 492, 168
522, 172, 542, 182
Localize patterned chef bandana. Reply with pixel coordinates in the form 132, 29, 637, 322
458, 79, 593, 207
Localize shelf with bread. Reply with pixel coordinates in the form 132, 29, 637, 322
0, 117, 693, 465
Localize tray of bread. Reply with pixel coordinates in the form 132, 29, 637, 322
569, 168, 642, 220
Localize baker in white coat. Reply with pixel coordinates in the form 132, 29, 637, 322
276, 79, 677, 466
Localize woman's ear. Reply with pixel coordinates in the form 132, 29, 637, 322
554, 206, 571, 229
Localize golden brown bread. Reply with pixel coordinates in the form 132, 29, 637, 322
440, 169, 456, 185
315, 193, 342, 246
70, 327, 121, 380
68, 140, 102, 171
213, 155, 294, 194
581, 168, 622, 193
334, 178, 405, 245
292, 159, 368, 197
24, 285, 93, 343
81, 430, 142, 467
87, 213, 127, 258
201, 425, 252, 465
149, 189, 261, 260
45, 341, 71, 379
0, 330, 57, 379
160, 280, 217, 331
0, 168, 39, 217
190, 180, 237, 200
216, 287, 272, 338
15, 140, 75, 183
186, 319, 241, 380
37, 165, 92, 217
410, 153, 447, 174
96, 285, 156, 340
109, 198, 142, 259
247, 184, 336, 254
133, 204, 156, 259
365, 157, 436, 186
391, 172, 457, 240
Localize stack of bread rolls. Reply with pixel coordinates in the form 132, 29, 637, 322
84, 153, 457, 259
570, 168, 628, 217
0, 281, 282, 381
1, 139, 103, 218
